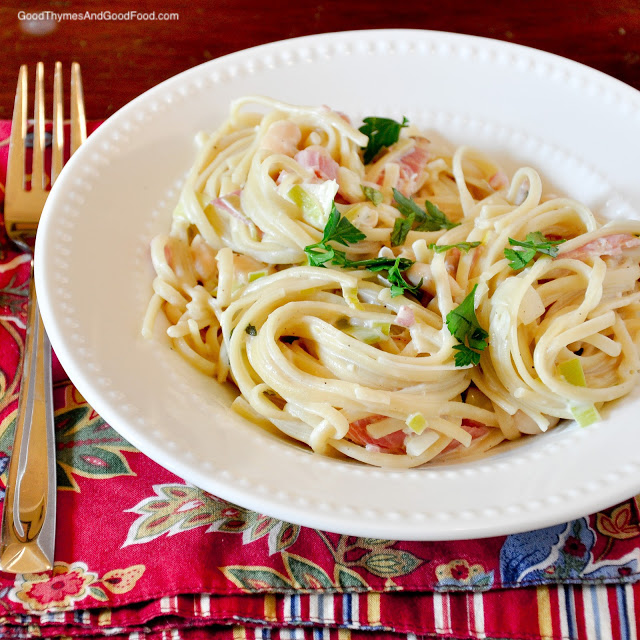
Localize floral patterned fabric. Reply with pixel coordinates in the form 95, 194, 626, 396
1, 120, 640, 639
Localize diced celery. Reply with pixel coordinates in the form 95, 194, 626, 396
343, 286, 363, 310
338, 315, 390, 344
288, 181, 339, 229
342, 325, 386, 345
370, 321, 391, 337
289, 184, 324, 226
248, 270, 267, 282
345, 202, 376, 227
570, 404, 601, 427
405, 412, 428, 435
558, 358, 586, 387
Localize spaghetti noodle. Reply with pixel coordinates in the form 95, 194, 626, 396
143, 97, 640, 468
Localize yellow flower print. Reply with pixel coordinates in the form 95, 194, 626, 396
102, 564, 145, 594
435, 558, 494, 589
12, 562, 98, 612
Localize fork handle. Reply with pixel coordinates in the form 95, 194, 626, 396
0, 266, 56, 573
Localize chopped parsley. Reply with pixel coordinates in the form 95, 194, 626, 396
445, 284, 489, 367
391, 189, 459, 246
428, 241, 481, 254
303, 205, 419, 297
361, 185, 384, 206
504, 232, 566, 270
391, 216, 415, 247
359, 116, 408, 164
386, 257, 422, 297
304, 203, 366, 267
245, 324, 257, 336
337, 256, 413, 271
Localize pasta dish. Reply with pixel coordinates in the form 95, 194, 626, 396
143, 96, 640, 468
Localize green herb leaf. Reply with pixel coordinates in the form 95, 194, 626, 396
245, 324, 257, 336
361, 185, 384, 206
305, 244, 336, 267
428, 241, 481, 254
445, 284, 489, 367
391, 213, 415, 247
452, 344, 482, 367
393, 189, 459, 232
393, 188, 429, 222
323, 202, 366, 246
340, 256, 413, 271
504, 232, 566, 269
302, 205, 419, 299
304, 203, 365, 266
510, 231, 566, 256
359, 116, 408, 164
387, 257, 422, 298
420, 200, 459, 231
504, 247, 535, 270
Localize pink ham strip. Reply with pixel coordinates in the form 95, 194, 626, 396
395, 305, 415, 328
376, 138, 430, 197
294, 146, 339, 181
212, 192, 251, 226
349, 415, 491, 457
488, 171, 508, 190
562, 233, 640, 259
346, 415, 406, 455
212, 192, 264, 239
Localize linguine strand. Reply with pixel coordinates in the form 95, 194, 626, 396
144, 97, 640, 467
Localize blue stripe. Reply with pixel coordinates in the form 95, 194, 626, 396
617, 584, 631, 640
564, 586, 577, 640
343, 593, 352, 624
262, 627, 272, 640
589, 586, 602, 640
291, 594, 300, 622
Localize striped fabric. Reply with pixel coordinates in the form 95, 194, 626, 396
1, 584, 639, 638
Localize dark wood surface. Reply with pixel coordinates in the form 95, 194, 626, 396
1, 0, 640, 120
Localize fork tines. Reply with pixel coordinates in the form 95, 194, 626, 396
8, 61, 86, 188
5, 62, 86, 245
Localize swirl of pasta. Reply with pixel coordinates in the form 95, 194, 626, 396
144, 97, 640, 467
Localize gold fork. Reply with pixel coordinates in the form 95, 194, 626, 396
0, 62, 86, 574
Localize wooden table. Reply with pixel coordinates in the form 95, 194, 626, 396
1, 0, 640, 119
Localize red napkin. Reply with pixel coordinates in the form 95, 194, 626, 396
1, 121, 640, 639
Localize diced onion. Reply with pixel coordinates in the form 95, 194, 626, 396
405, 429, 440, 456
518, 286, 545, 325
